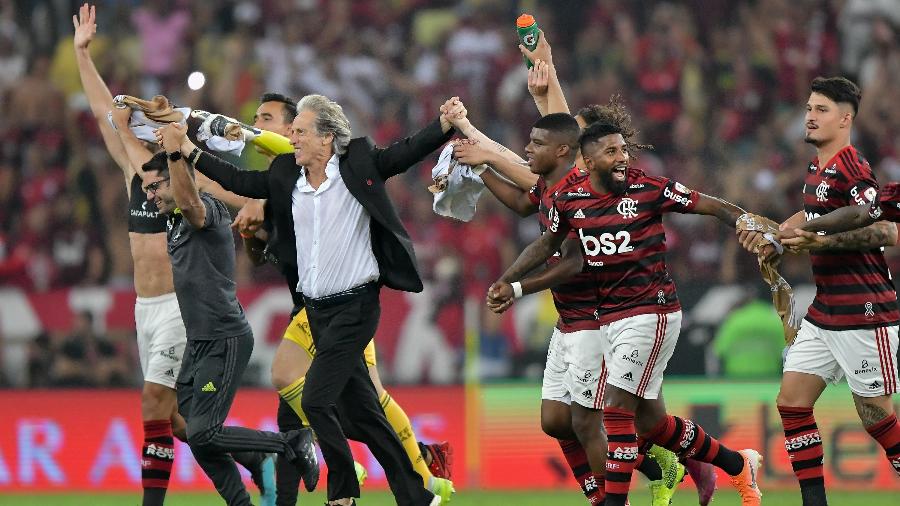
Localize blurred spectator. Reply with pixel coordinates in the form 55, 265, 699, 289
713, 298, 786, 378
130, 0, 191, 96
26, 331, 54, 388
32, 312, 132, 388
1, 0, 898, 384
47, 313, 95, 387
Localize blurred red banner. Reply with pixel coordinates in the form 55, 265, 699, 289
0, 387, 465, 491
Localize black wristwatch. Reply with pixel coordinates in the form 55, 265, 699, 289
167, 150, 183, 162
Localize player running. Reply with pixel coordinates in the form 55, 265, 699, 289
152, 122, 318, 505
489, 103, 764, 506
452, 109, 684, 506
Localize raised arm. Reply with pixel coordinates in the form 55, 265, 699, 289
159, 124, 206, 228
520, 30, 570, 115
452, 141, 538, 216
174, 138, 271, 199
373, 97, 461, 180
453, 141, 537, 191
447, 115, 525, 165
72, 3, 131, 174
110, 105, 153, 173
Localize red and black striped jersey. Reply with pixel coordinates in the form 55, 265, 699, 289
528, 166, 602, 332
803, 145, 899, 330
869, 183, 900, 222
549, 169, 698, 325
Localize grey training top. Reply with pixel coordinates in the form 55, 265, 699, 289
166, 193, 252, 340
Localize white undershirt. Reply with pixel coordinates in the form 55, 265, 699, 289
292, 154, 379, 298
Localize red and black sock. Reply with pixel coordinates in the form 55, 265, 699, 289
142, 420, 175, 506
645, 414, 743, 476
558, 438, 605, 504
866, 413, 900, 478
603, 408, 637, 506
778, 406, 826, 505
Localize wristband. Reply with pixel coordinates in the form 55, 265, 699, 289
511, 281, 523, 299
239, 231, 254, 239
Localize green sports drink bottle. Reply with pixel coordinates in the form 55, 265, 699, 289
516, 14, 540, 69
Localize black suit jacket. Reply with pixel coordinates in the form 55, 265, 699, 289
193, 117, 454, 293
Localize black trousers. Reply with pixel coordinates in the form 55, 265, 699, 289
178, 333, 296, 505
302, 287, 433, 505
275, 397, 303, 506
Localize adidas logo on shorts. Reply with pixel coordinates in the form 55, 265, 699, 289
621, 372, 633, 382
582, 389, 592, 399
165, 369, 175, 378
202, 381, 217, 392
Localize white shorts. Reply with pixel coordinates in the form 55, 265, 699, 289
603, 311, 681, 400
135, 293, 187, 389
784, 320, 899, 397
541, 327, 608, 409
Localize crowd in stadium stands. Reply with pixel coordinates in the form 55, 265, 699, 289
0, 0, 897, 386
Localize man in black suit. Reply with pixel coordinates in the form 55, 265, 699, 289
166, 94, 463, 506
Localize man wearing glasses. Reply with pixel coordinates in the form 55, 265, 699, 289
143, 124, 319, 505
72, 4, 295, 504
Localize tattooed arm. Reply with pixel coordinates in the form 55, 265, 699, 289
792, 205, 874, 235
782, 221, 898, 252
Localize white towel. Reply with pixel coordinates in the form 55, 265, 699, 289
430, 143, 486, 222
107, 106, 246, 157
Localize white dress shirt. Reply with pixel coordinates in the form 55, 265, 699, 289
292, 154, 380, 298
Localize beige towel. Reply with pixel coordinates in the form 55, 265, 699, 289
759, 255, 801, 344
118, 95, 185, 124
737, 213, 800, 344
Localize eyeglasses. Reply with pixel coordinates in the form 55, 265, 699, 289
144, 178, 170, 195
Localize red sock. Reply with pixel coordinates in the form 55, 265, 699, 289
778, 406, 825, 488
603, 407, 637, 506
645, 414, 743, 476
865, 413, 900, 477
142, 420, 174, 506
558, 439, 605, 504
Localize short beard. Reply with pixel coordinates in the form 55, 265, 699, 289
601, 170, 628, 196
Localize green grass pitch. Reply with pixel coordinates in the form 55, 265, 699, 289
5, 489, 899, 505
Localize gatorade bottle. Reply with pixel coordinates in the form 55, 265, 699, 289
516, 14, 540, 69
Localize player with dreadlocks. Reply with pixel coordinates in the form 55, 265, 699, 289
452, 94, 725, 505
486, 95, 766, 506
